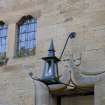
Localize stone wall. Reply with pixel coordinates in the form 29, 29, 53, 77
95, 78, 105, 105
0, 0, 104, 104
61, 95, 94, 105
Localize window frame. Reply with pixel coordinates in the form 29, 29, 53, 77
16, 15, 37, 57
0, 21, 8, 59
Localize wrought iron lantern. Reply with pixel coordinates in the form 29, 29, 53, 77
41, 32, 76, 85
41, 40, 60, 84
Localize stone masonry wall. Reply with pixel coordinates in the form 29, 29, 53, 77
62, 95, 94, 105
0, 0, 105, 104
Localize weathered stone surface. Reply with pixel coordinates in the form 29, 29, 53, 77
62, 95, 94, 105
0, 0, 105, 105
95, 77, 105, 105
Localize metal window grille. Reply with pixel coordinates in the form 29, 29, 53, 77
0, 22, 8, 59
17, 16, 37, 57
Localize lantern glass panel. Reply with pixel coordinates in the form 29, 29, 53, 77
42, 60, 59, 80
55, 63, 58, 77
44, 61, 53, 77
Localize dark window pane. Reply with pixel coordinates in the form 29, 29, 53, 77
2, 38, 6, 45
20, 42, 25, 48
30, 23, 35, 32
28, 32, 35, 40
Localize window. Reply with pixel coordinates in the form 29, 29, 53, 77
16, 15, 37, 57
0, 21, 8, 59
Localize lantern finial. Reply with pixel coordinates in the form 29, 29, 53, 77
48, 40, 55, 57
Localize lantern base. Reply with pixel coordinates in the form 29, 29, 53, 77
38, 78, 61, 85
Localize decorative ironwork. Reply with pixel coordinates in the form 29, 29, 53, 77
29, 33, 76, 85
16, 15, 37, 57
59, 32, 76, 60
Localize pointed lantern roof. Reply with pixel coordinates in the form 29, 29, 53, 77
42, 40, 60, 61
48, 40, 55, 57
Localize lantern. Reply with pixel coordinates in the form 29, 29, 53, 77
41, 40, 60, 84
